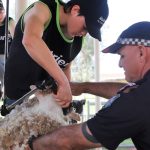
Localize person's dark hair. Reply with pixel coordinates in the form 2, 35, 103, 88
58, 0, 81, 15
0, 0, 4, 11
58, 0, 109, 41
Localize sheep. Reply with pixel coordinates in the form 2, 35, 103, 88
0, 86, 80, 150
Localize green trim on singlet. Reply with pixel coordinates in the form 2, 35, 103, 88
21, 1, 52, 33
21, 3, 34, 33
8, 18, 13, 28
8, 20, 11, 26
55, 0, 73, 43
38, 1, 52, 29
82, 36, 85, 46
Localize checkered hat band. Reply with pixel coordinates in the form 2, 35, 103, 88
117, 38, 150, 46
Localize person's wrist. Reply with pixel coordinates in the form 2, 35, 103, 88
56, 74, 69, 87
28, 135, 37, 150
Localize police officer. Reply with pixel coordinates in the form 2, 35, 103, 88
31, 21, 150, 150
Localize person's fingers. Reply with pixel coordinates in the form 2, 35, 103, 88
52, 93, 71, 103
52, 85, 72, 102
55, 99, 70, 108
25, 145, 31, 150
61, 102, 70, 108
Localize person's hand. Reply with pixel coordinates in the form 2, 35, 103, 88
25, 146, 31, 150
70, 82, 84, 96
53, 80, 72, 108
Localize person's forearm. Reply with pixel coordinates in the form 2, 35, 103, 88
9, 19, 16, 38
22, 15, 72, 106
71, 82, 126, 99
83, 82, 125, 99
32, 124, 101, 150
63, 63, 71, 81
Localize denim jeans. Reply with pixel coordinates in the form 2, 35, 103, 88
4, 98, 16, 106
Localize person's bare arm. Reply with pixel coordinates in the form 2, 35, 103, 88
63, 63, 72, 81
8, 18, 16, 38
70, 82, 126, 99
32, 123, 102, 150
22, 2, 72, 107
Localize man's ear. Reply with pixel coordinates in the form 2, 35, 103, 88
71, 5, 80, 16
138, 45, 147, 62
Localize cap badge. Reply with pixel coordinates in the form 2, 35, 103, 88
97, 17, 106, 25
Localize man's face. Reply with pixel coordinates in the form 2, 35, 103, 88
118, 45, 144, 82
66, 5, 88, 38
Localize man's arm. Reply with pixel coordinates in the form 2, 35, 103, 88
22, 2, 72, 107
32, 123, 101, 150
8, 18, 16, 38
63, 63, 72, 81
70, 82, 126, 99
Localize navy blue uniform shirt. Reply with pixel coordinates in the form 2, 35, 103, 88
87, 70, 150, 150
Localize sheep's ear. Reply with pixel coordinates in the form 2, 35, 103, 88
30, 85, 36, 90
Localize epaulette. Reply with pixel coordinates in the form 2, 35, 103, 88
117, 83, 139, 94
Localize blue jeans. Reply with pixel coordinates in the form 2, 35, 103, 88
4, 98, 16, 106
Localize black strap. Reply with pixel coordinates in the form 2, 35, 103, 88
28, 135, 37, 150
81, 122, 99, 143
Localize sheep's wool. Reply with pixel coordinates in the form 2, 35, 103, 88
0, 91, 68, 150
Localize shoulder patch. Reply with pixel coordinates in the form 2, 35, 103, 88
102, 94, 120, 109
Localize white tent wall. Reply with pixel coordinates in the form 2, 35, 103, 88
15, 0, 28, 22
